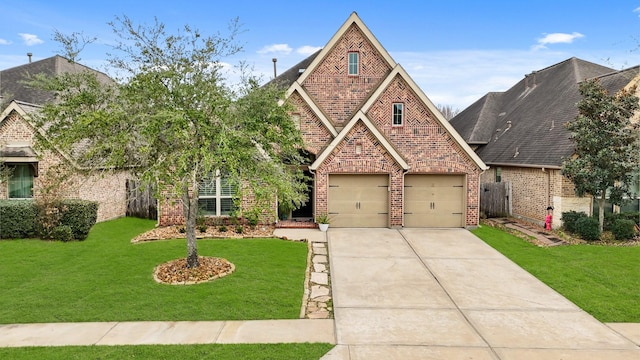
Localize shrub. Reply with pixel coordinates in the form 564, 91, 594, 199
58, 200, 98, 240
619, 212, 640, 227
52, 225, 74, 242
198, 225, 207, 233
561, 211, 588, 234
575, 217, 600, 241
611, 219, 636, 240
218, 225, 227, 232
0, 200, 37, 239
235, 225, 244, 234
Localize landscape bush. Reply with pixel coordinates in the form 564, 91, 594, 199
575, 216, 601, 241
611, 219, 636, 240
58, 200, 98, 240
0, 199, 96, 241
52, 225, 74, 242
561, 211, 588, 234
0, 200, 37, 239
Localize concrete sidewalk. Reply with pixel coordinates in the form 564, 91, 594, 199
0, 319, 335, 347
322, 228, 640, 360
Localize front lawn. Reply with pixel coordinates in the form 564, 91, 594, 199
473, 225, 640, 322
0, 217, 308, 323
0, 343, 335, 360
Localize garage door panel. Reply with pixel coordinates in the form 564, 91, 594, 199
329, 175, 388, 228
404, 175, 465, 228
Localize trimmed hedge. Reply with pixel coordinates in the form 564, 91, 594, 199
561, 211, 588, 234
58, 200, 98, 240
0, 200, 37, 239
0, 199, 97, 241
575, 217, 601, 241
604, 212, 640, 230
611, 219, 636, 240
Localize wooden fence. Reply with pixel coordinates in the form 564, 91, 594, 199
480, 182, 512, 218
126, 179, 157, 220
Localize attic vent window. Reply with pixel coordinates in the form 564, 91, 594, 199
348, 52, 359, 75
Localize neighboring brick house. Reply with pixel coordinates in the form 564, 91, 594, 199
158, 12, 486, 228
0, 57, 128, 222
450, 57, 640, 228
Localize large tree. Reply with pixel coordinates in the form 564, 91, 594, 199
32, 16, 307, 267
562, 78, 640, 232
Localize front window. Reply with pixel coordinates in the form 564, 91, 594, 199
198, 173, 236, 216
8, 164, 34, 199
392, 103, 404, 126
348, 52, 359, 75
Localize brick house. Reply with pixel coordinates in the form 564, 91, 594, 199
450, 58, 640, 228
160, 12, 486, 228
0, 56, 128, 222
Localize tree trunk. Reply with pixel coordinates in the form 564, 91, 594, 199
182, 187, 199, 268
597, 193, 606, 233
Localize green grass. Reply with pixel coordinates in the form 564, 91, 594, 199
0, 343, 335, 360
0, 217, 308, 323
473, 225, 640, 322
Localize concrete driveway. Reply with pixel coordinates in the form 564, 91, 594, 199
321, 228, 639, 360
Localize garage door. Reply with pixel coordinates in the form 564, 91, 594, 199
328, 174, 388, 227
404, 175, 465, 227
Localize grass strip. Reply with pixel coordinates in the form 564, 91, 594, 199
473, 225, 640, 322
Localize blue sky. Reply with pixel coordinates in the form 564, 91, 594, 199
2, 1, 640, 109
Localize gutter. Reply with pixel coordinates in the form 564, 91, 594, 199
484, 162, 562, 170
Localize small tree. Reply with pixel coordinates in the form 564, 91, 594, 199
31, 16, 307, 268
562, 79, 640, 232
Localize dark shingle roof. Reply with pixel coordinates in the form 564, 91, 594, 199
264, 50, 322, 88
596, 66, 640, 94
450, 57, 618, 167
0, 55, 112, 105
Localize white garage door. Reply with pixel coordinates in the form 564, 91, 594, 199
404, 174, 465, 227
328, 174, 388, 227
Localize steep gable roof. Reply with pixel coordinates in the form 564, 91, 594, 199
285, 82, 338, 137
297, 12, 396, 86
362, 65, 486, 170
450, 57, 616, 168
310, 110, 409, 170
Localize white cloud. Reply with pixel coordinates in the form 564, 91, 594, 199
296, 45, 322, 55
532, 32, 584, 50
0, 39, 11, 45
18, 33, 44, 46
257, 43, 292, 55
634, 6, 640, 16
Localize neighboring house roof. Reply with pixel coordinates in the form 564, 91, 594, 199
267, 50, 321, 88
450, 57, 617, 168
0, 55, 112, 105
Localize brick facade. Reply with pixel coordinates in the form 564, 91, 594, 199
295, 15, 482, 228
1, 109, 127, 222
157, 13, 484, 228
481, 166, 592, 228
303, 24, 392, 127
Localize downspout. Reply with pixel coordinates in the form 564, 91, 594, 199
401, 169, 409, 227
309, 168, 316, 221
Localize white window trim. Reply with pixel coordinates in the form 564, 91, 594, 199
348, 52, 359, 76
199, 171, 235, 216
392, 102, 404, 126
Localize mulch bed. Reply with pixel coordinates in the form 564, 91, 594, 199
135, 225, 278, 285
153, 256, 235, 285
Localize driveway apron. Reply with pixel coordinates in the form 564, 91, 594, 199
322, 228, 639, 360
